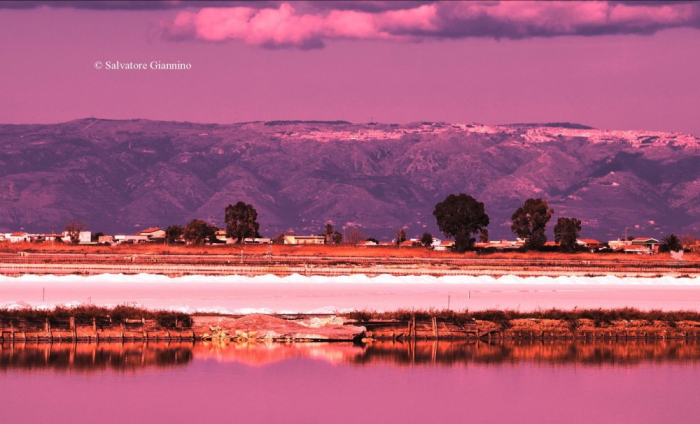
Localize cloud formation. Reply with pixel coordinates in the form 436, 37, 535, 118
161, 1, 700, 49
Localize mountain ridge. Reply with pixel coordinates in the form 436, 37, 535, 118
1, 119, 699, 241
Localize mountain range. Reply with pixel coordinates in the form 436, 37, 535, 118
1, 118, 699, 241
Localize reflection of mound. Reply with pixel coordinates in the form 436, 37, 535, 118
351, 340, 700, 367
0, 342, 193, 372
193, 342, 365, 366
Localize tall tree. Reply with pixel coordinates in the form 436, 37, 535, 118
332, 231, 343, 245
346, 228, 365, 246
64, 220, 86, 245
165, 225, 184, 243
421, 232, 434, 248
224, 202, 261, 243
183, 219, 217, 245
324, 223, 334, 244
511, 198, 554, 250
479, 229, 489, 243
396, 228, 407, 245
433, 193, 490, 253
554, 217, 582, 253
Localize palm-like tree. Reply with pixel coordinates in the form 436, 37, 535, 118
659, 234, 682, 253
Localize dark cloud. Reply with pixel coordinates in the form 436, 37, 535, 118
6, 1, 700, 48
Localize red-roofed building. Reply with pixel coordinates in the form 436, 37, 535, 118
138, 227, 166, 239
434, 240, 455, 251
8, 232, 29, 243
577, 238, 604, 250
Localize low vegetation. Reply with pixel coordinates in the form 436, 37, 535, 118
0, 305, 191, 327
342, 307, 700, 327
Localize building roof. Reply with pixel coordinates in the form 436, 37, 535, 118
631, 237, 659, 244
10, 232, 27, 237
139, 227, 163, 234
578, 238, 603, 245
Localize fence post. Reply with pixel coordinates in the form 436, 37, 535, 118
70, 317, 76, 340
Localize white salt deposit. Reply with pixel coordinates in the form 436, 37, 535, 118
1, 273, 700, 313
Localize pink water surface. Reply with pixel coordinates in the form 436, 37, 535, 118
1, 348, 698, 424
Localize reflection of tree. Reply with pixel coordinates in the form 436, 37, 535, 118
349, 340, 700, 367
0, 342, 192, 372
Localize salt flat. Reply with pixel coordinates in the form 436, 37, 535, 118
1, 274, 700, 313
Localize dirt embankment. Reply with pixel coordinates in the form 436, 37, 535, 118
361, 317, 700, 341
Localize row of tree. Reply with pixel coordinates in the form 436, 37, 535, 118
433, 194, 582, 253
162, 201, 262, 245
59, 197, 687, 253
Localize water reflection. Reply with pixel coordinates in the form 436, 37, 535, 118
0, 342, 193, 372
1, 340, 699, 372
354, 340, 700, 367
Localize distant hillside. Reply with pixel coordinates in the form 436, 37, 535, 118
1, 119, 699, 241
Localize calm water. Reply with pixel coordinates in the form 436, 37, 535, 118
1, 340, 699, 423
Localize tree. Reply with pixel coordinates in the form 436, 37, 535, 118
183, 219, 217, 245
433, 193, 490, 253
396, 228, 407, 245
64, 220, 86, 245
346, 228, 365, 246
554, 217, 582, 253
332, 231, 343, 245
511, 198, 554, 250
166, 225, 184, 243
224, 202, 261, 243
679, 234, 699, 251
324, 223, 334, 244
421, 232, 433, 248
479, 229, 489, 243
659, 234, 682, 253
272, 233, 285, 244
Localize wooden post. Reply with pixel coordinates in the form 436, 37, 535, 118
432, 317, 438, 340
70, 317, 76, 340
10, 321, 14, 341
411, 316, 416, 340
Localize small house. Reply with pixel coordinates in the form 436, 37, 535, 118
139, 227, 166, 240
8, 232, 29, 243
434, 240, 455, 251
577, 238, 604, 250
283, 235, 325, 245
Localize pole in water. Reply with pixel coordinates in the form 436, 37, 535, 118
447, 295, 450, 310
468, 290, 471, 299
42, 287, 45, 302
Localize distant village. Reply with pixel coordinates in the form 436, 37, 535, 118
0, 227, 689, 255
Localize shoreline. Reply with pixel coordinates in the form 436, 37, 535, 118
2, 307, 700, 343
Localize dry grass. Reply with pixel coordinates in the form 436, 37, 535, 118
342, 307, 700, 326
2, 241, 698, 262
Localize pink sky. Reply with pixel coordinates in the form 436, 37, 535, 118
1, 1, 700, 135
